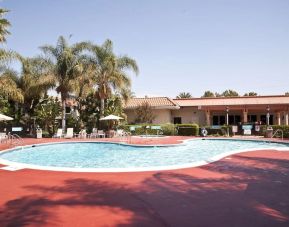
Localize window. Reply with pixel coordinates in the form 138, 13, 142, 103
229, 115, 241, 125
174, 117, 182, 124
260, 115, 274, 125
65, 107, 71, 114
219, 116, 225, 125
248, 115, 257, 122
213, 116, 219, 125
213, 115, 241, 125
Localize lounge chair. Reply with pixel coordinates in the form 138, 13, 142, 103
75, 129, 87, 139
90, 128, 98, 138
116, 129, 124, 137
97, 130, 106, 138
53, 129, 63, 138
64, 128, 74, 139
0, 132, 8, 143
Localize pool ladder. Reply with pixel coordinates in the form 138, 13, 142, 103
8, 133, 24, 147
271, 129, 283, 140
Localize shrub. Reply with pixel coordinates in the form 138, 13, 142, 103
176, 124, 199, 136
269, 125, 289, 138
118, 123, 186, 136
161, 124, 176, 135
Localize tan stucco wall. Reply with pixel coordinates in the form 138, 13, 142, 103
171, 107, 205, 125
124, 109, 172, 124
152, 109, 172, 124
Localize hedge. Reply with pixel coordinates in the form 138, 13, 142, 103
118, 123, 198, 136
117, 124, 289, 138
258, 125, 289, 138
175, 124, 199, 136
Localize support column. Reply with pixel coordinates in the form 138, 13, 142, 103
205, 110, 210, 126
285, 112, 289, 126
276, 112, 281, 125
243, 109, 248, 123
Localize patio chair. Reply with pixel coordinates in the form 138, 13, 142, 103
97, 130, 105, 138
52, 129, 63, 138
64, 128, 74, 139
0, 132, 8, 143
75, 129, 87, 139
90, 128, 98, 138
116, 129, 124, 137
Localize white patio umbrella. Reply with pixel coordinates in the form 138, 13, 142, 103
99, 114, 124, 121
0, 113, 13, 121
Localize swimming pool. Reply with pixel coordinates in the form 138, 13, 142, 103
0, 139, 289, 172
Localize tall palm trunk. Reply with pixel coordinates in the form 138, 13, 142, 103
100, 98, 105, 117
61, 94, 66, 131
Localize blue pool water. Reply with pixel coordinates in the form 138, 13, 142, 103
0, 139, 289, 171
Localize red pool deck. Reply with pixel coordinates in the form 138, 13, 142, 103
1, 136, 289, 226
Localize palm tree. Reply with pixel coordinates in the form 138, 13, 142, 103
0, 8, 10, 43
201, 90, 215, 98
176, 92, 192, 99
244, 92, 258, 96
87, 39, 139, 117
18, 56, 55, 114
0, 67, 23, 102
40, 36, 90, 130
221, 89, 239, 97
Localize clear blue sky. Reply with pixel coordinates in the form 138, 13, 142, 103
2, 0, 289, 97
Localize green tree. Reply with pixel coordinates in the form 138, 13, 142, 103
18, 56, 55, 115
176, 92, 192, 99
134, 102, 155, 124
0, 8, 10, 43
221, 89, 239, 97
285, 92, 289, 96
34, 97, 61, 135
244, 92, 257, 96
201, 91, 215, 98
40, 36, 90, 130
0, 68, 23, 102
87, 40, 139, 117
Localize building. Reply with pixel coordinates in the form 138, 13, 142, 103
124, 95, 289, 126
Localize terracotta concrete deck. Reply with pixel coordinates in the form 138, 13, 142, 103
0, 137, 289, 226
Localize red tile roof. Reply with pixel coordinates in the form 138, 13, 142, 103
173, 95, 289, 107
125, 95, 289, 109
124, 97, 180, 109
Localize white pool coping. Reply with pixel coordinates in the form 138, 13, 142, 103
0, 138, 289, 172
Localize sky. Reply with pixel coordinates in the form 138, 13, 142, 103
1, 0, 289, 98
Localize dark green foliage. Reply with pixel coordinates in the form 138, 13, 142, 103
34, 97, 61, 135
201, 91, 215, 98
176, 124, 199, 136
118, 123, 199, 136
221, 90, 239, 97
176, 92, 192, 99
244, 92, 258, 96
118, 123, 177, 135
259, 125, 289, 138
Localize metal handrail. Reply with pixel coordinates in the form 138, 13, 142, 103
8, 133, 24, 146
271, 129, 283, 140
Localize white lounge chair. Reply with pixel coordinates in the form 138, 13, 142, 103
90, 128, 98, 138
53, 129, 63, 138
97, 130, 105, 138
64, 128, 74, 139
116, 129, 124, 137
75, 129, 87, 139
0, 132, 8, 143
